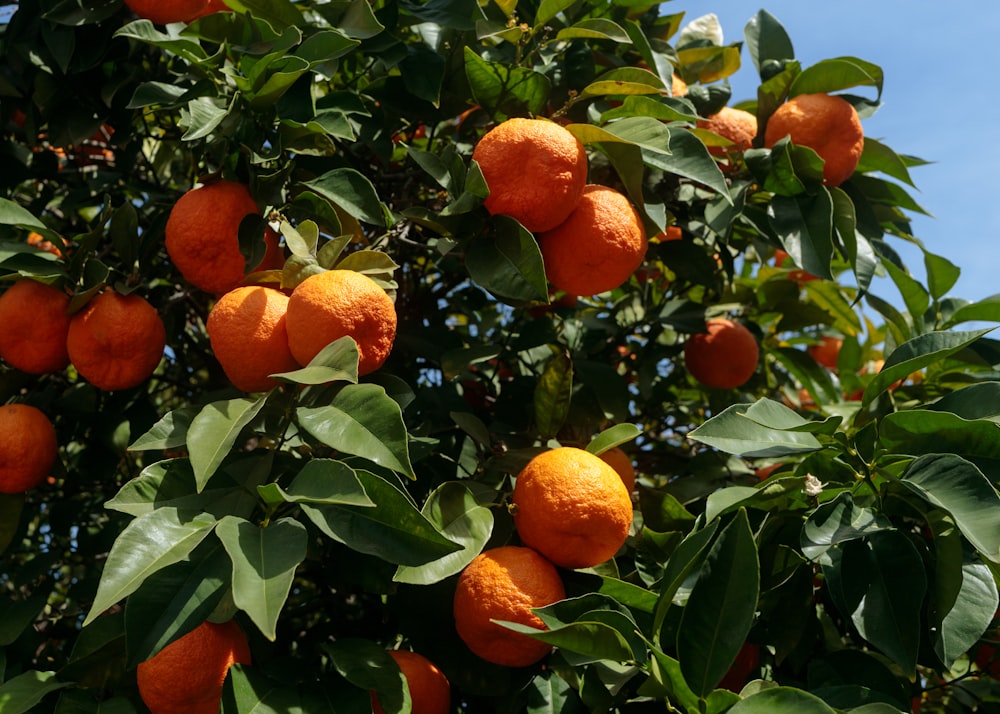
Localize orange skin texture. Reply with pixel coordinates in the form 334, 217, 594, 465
453, 546, 565, 667
684, 318, 759, 390
165, 181, 281, 296
137, 620, 251, 714
808, 336, 843, 371
513, 447, 633, 569
539, 184, 648, 296
764, 93, 864, 186
371, 650, 451, 714
653, 225, 682, 242
26, 231, 64, 258
599, 446, 636, 492
472, 118, 588, 233
0, 279, 71, 374
206, 286, 299, 392
0, 404, 58, 494
285, 270, 397, 375
697, 106, 758, 157
66, 291, 166, 391
124, 0, 209, 24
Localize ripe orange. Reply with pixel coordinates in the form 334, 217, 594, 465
206, 286, 299, 392
764, 93, 864, 186
136, 619, 251, 714
26, 231, 63, 258
453, 545, 566, 667
653, 225, 683, 242
671, 74, 688, 96
285, 269, 397, 375
539, 185, 647, 296
772, 248, 818, 284
598, 446, 636, 492
165, 180, 283, 296
684, 318, 759, 390
66, 291, 166, 391
697, 106, 757, 159
0, 404, 58, 494
371, 650, 450, 714
808, 336, 843, 371
512, 446, 633, 569
123, 0, 210, 24
472, 117, 588, 232
0, 279, 71, 374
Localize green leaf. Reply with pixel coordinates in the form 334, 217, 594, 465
187, 396, 268, 491
677, 509, 760, 696
298, 383, 414, 478
856, 137, 916, 187
264, 458, 374, 507
224, 0, 304, 28
882, 259, 929, 329
393, 482, 494, 585
801, 492, 893, 565
300, 470, 461, 566
463, 47, 550, 122
901, 454, 1000, 563
0, 671, 70, 714
862, 329, 993, 405
113, 20, 209, 64
943, 294, 1000, 328
83, 508, 217, 626
929, 382, 1000, 421
325, 639, 409, 713
688, 399, 823, 458
216, 516, 307, 641
123, 540, 231, 667
128, 407, 196, 452
555, 18, 630, 43
769, 192, 834, 280
646, 647, 700, 712
500, 618, 634, 664
301, 168, 385, 227
586, 423, 641, 455
271, 335, 360, 386
0, 198, 49, 233
0, 590, 50, 647
880, 411, 1000, 461
745, 10, 795, 75
465, 215, 548, 303
533, 348, 573, 440
640, 128, 732, 201
789, 57, 883, 100
728, 687, 838, 714
0, 493, 24, 558
923, 251, 961, 301
934, 554, 999, 667
534, 0, 574, 26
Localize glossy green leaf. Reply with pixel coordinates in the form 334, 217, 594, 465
688, 399, 822, 458
0, 590, 50, 647
556, 18, 630, 43
0, 671, 69, 714
393, 481, 494, 585
929, 382, 1000, 421
882, 259, 929, 329
123, 540, 231, 667
829, 187, 876, 295
880, 411, 1000, 460
224, 0, 304, 28
301, 168, 385, 227
499, 618, 634, 663
325, 639, 409, 713
923, 251, 961, 301
534, 348, 573, 440
266, 458, 374, 507
271, 335, 360, 385
676, 45, 742, 84
224, 664, 308, 714
801, 492, 893, 565
934, 554, 999, 667
901, 454, 1000, 563
113, 20, 209, 64
942, 294, 1000, 328
84, 508, 217, 626
641, 128, 732, 201
464, 47, 550, 121
856, 137, 916, 187
789, 57, 883, 99
300, 470, 461, 566
586, 423, 641, 455
298, 383, 415, 478
464, 215, 548, 303
187, 396, 268, 491
769, 192, 834, 280
677, 509, 759, 696
216, 516, 307, 641
646, 647, 700, 712
534, 0, 574, 26
128, 406, 196, 451
728, 686, 838, 713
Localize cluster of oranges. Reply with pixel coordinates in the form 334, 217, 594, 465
472, 117, 648, 299
453, 446, 634, 668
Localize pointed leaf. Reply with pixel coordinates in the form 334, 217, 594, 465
533, 348, 573, 440
801, 492, 893, 565
301, 168, 385, 227
463, 47, 550, 121
264, 458, 374, 507
688, 400, 822, 457
128, 406, 197, 451
0, 671, 70, 714
586, 423, 641, 455
465, 215, 548, 303
271, 336, 360, 386
187, 396, 268, 490
728, 687, 838, 714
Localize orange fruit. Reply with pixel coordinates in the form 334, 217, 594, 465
763, 93, 864, 186
472, 117, 588, 232
539, 184, 647, 296
684, 318, 759, 390
0, 404, 58, 494
671, 74, 688, 96
66, 291, 166, 391
808, 336, 842, 371
653, 225, 683, 242
453, 545, 566, 667
165, 181, 283, 296
697, 106, 757, 165
772, 248, 818, 284
512, 446, 633, 569
136, 619, 251, 714
206, 286, 299, 392
195, 0, 229, 17
371, 650, 450, 714
26, 231, 63, 258
285, 269, 397, 375
0, 279, 71, 374
123, 0, 209, 24
598, 446, 636, 492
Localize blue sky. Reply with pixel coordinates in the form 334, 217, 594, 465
672, 1, 1000, 309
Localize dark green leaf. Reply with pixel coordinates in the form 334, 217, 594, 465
801, 492, 893, 565
880, 411, 1000, 461
465, 215, 548, 303
533, 348, 573, 440
128, 406, 197, 451
728, 687, 838, 713
301, 168, 385, 227
688, 399, 823, 458
464, 47, 550, 121
187, 396, 268, 491
789, 57, 883, 100
744, 9, 795, 75
271, 335, 360, 386
0, 671, 70, 714
769, 192, 834, 280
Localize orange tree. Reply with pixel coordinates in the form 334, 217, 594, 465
1, 2, 1000, 713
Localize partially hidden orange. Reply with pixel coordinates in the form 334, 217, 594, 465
0, 404, 58, 494
599, 446, 637, 492
697, 106, 757, 170
0, 279, 71, 374
136, 619, 251, 714
285, 269, 397, 375
539, 184, 647, 296
206, 286, 299, 392
453, 545, 565, 667
66, 291, 166, 391
683, 318, 759, 390
764, 93, 864, 186
512, 446, 633, 569
472, 117, 588, 232
165, 180, 283, 296
371, 650, 451, 714
123, 0, 210, 24
808, 336, 843, 371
